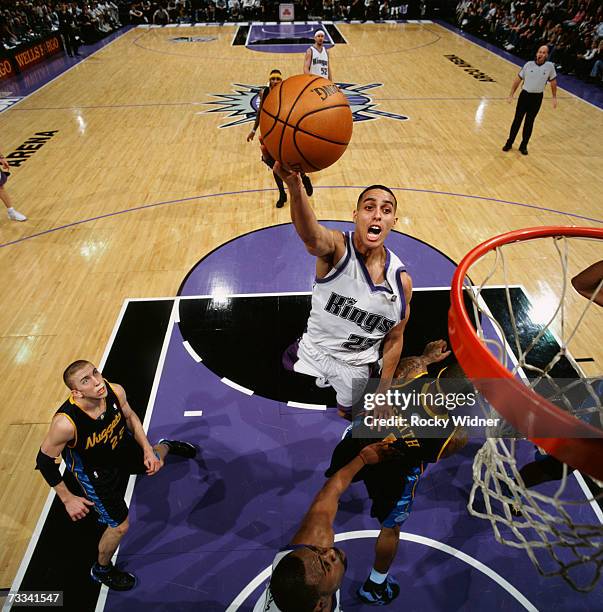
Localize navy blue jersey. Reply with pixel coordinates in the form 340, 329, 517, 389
56, 381, 129, 472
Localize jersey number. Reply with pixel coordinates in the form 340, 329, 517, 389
110, 426, 125, 450
342, 334, 380, 351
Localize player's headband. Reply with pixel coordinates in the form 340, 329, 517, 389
315, 29, 326, 37
269, 70, 282, 80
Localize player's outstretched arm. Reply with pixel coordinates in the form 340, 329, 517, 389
393, 339, 451, 380
38, 416, 95, 520
571, 260, 603, 306
274, 161, 342, 258
291, 441, 395, 547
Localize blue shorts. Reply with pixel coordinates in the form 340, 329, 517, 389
333, 427, 424, 527
0, 170, 9, 187
379, 465, 423, 528
67, 441, 160, 527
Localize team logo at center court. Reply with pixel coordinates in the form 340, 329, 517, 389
201, 82, 409, 128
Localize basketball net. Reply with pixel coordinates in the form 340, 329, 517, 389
449, 228, 603, 592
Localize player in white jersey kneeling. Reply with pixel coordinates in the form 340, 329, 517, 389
276, 162, 412, 419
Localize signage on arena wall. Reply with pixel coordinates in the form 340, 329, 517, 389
279, 3, 295, 21
0, 58, 15, 81
0, 35, 63, 81
13, 36, 62, 71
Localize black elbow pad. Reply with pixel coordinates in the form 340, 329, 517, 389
35, 449, 63, 487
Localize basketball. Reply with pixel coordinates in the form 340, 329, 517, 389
259, 74, 353, 173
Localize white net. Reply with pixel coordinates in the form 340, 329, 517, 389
457, 234, 603, 592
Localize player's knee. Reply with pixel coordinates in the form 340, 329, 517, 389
382, 524, 400, 537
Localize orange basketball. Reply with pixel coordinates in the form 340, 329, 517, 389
259, 74, 353, 173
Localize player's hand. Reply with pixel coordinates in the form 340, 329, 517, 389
144, 447, 163, 475
247, 129, 256, 142
372, 402, 395, 428
507, 96, 513, 104
64, 495, 95, 521
359, 440, 398, 465
0, 157, 9, 172
552, 98, 557, 109
422, 339, 451, 365
273, 161, 301, 186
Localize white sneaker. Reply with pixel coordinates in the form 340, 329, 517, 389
315, 377, 330, 389
7, 208, 27, 222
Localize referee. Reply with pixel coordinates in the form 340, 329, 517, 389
503, 45, 558, 155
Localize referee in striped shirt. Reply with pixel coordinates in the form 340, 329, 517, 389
503, 45, 558, 155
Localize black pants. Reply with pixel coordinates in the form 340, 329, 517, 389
507, 90, 543, 148
61, 29, 78, 56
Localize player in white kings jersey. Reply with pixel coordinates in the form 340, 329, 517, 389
304, 29, 332, 81
277, 163, 412, 418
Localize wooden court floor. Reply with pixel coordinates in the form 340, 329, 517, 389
0, 22, 601, 588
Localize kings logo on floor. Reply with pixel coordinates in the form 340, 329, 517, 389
202, 82, 409, 128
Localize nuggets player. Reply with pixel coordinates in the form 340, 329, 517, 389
36, 360, 197, 590
326, 340, 469, 605
277, 163, 412, 418
304, 29, 332, 81
248, 69, 313, 208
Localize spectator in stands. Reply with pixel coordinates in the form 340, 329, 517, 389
565, 2, 586, 27
454, 0, 602, 83
576, 36, 599, 77
589, 40, 603, 83
153, 3, 170, 24
215, 0, 227, 22
129, 2, 148, 23
58, 3, 80, 56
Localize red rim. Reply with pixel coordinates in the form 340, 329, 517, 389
449, 226, 603, 480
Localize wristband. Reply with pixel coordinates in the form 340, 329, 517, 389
35, 449, 63, 487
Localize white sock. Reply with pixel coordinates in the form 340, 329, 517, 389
7, 207, 15, 213
370, 568, 388, 584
